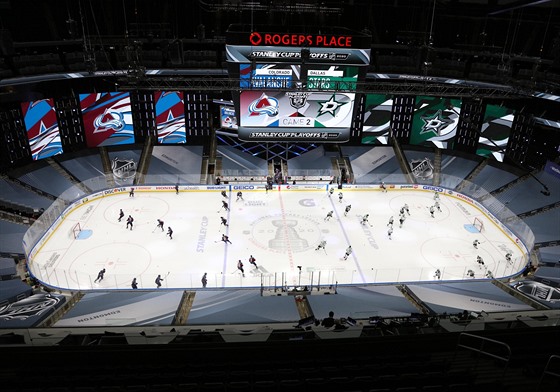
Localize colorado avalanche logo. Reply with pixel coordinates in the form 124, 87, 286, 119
93, 110, 125, 133
248, 93, 279, 117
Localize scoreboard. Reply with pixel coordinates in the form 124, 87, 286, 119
226, 26, 370, 142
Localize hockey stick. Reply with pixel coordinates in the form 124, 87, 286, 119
323, 248, 327, 255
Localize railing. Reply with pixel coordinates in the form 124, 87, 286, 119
454, 332, 512, 379
538, 355, 560, 392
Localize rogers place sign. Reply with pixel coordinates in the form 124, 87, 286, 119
249, 32, 352, 48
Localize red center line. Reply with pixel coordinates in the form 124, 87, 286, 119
277, 189, 296, 286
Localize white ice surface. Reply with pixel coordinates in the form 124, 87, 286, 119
29, 188, 527, 290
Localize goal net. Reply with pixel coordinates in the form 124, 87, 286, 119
472, 217, 484, 233
70, 222, 82, 239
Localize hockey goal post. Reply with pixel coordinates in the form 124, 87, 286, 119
472, 217, 484, 233
70, 222, 82, 239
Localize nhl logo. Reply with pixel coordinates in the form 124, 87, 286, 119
410, 158, 434, 180
286, 92, 310, 111
112, 158, 136, 184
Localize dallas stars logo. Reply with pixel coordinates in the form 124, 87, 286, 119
317, 94, 347, 117
420, 109, 453, 136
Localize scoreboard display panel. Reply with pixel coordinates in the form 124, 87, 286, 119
219, 105, 238, 130
240, 63, 358, 91
227, 27, 370, 142
238, 90, 354, 141
477, 103, 514, 162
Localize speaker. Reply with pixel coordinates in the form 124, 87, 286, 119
0, 29, 13, 56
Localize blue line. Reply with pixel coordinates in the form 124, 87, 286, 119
329, 192, 366, 283
221, 187, 233, 286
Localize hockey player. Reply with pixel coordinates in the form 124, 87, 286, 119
486, 270, 494, 279
249, 255, 257, 268
429, 206, 435, 218
476, 255, 485, 269
400, 207, 405, 216
94, 268, 106, 283
434, 191, 440, 201
237, 260, 245, 277
361, 214, 370, 225
316, 240, 326, 251
404, 203, 410, 215
434, 269, 441, 279
118, 209, 124, 222
131, 278, 138, 289
236, 191, 243, 201
434, 200, 442, 212
222, 234, 232, 244
343, 246, 353, 260
467, 269, 475, 278
221, 200, 229, 211
175, 184, 179, 194
129, 187, 135, 197
324, 211, 334, 221
344, 204, 352, 216
201, 273, 207, 288
167, 227, 173, 240
329, 188, 334, 197
388, 226, 393, 239
505, 253, 512, 263
157, 219, 164, 232
221, 190, 227, 198
380, 182, 387, 193
399, 215, 406, 228
155, 274, 163, 288
473, 239, 481, 249
126, 215, 134, 230
338, 192, 343, 203
387, 216, 394, 227
220, 217, 228, 227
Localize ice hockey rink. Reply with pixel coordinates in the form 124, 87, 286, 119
27, 184, 529, 291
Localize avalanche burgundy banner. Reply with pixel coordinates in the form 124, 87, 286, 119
79, 92, 135, 147
154, 91, 186, 144
21, 99, 63, 160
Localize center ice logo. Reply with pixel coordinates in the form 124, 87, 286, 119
250, 214, 323, 253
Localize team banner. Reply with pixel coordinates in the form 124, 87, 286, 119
238, 90, 354, 142
477, 104, 514, 162
410, 96, 461, 148
361, 94, 393, 145
79, 92, 135, 147
154, 91, 186, 144
21, 99, 63, 160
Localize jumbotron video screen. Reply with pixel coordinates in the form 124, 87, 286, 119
238, 90, 355, 141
